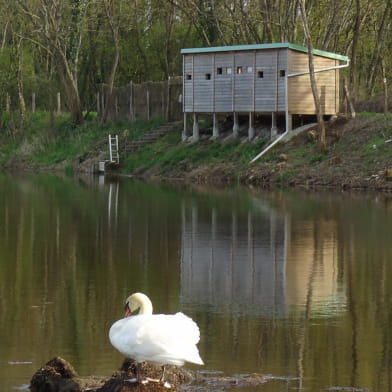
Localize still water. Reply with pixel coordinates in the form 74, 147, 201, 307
0, 173, 391, 392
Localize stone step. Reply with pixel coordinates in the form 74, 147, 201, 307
124, 121, 180, 153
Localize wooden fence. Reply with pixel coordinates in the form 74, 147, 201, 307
2, 77, 183, 122
97, 77, 183, 122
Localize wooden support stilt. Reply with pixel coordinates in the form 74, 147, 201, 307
233, 112, 239, 138
192, 113, 199, 142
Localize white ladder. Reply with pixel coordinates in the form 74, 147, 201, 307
108, 134, 119, 164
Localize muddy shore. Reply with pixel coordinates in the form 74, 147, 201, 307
3, 116, 392, 193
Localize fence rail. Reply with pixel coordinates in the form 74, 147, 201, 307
97, 77, 183, 122
2, 77, 183, 122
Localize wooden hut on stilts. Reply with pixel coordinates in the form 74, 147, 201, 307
181, 43, 349, 143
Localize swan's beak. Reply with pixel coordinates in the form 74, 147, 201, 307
124, 303, 131, 317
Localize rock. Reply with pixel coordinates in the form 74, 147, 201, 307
30, 357, 81, 392
307, 129, 318, 142
30, 357, 195, 392
278, 153, 288, 162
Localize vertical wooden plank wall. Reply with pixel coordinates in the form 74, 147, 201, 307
288, 51, 338, 115
183, 48, 340, 116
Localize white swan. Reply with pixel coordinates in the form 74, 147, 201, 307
109, 292, 203, 383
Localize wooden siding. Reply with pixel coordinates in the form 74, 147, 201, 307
288, 51, 338, 115
254, 49, 287, 112
183, 47, 341, 115
233, 51, 255, 112
214, 53, 234, 112
193, 54, 214, 112
183, 56, 193, 111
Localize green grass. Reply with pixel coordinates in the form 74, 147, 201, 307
121, 135, 269, 174
357, 112, 392, 119
3, 110, 391, 180
0, 111, 167, 168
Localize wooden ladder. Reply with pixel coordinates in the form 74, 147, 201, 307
108, 134, 119, 164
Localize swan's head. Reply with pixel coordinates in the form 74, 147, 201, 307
124, 292, 153, 317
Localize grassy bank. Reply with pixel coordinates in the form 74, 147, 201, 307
1, 111, 391, 191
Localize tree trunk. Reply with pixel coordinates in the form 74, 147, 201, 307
381, 61, 388, 116
343, 77, 356, 118
349, 0, 361, 101
16, 38, 26, 126
299, 0, 327, 153
100, 0, 120, 125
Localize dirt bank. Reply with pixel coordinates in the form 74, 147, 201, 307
146, 116, 392, 192
3, 116, 391, 193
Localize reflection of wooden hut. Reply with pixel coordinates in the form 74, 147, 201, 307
180, 205, 288, 316
181, 43, 349, 140
180, 202, 347, 317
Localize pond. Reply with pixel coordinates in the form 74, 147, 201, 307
0, 173, 391, 392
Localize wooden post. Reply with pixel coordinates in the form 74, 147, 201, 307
32, 92, 36, 112
271, 112, 278, 139
212, 113, 219, 139
192, 113, 199, 142
129, 81, 133, 121
6, 93, 10, 112
248, 112, 255, 141
101, 88, 105, 114
382, 60, 388, 116
343, 77, 356, 118
146, 88, 150, 121
57, 92, 61, 114
182, 112, 189, 141
287, 114, 293, 132
233, 112, 239, 138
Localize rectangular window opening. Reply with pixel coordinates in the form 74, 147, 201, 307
186, 74, 192, 80
226, 67, 232, 75
205, 73, 211, 80
280, 70, 286, 77
237, 66, 243, 74
247, 66, 253, 73
217, 67, 223, 75
258, 71, 264, 78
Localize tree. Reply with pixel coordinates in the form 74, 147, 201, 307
299, 0, 327, 153
17, 0, 91, 124
100, 0, 120, 124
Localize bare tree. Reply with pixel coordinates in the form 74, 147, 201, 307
299, 0, 327, 153
17, 0, 91, 124
100, 0, 120, 124
366, 0, 391, 96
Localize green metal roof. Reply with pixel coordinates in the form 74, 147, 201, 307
181, 42, 349, 61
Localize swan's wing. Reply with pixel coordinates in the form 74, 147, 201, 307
109, 313, 203, 365
136, 313, 203, 365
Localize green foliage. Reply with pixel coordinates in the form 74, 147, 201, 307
358, 112, 392, 119
308, 153, 325, 164
275, 169, 298, 185
0, 0, 390, 113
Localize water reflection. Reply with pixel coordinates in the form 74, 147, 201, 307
180, 193, 345, 318
0, 174, 392, 392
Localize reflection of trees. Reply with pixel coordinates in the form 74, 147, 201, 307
1, 177, 392, 392
0, 175, 183, 381
180, 190, 392, 390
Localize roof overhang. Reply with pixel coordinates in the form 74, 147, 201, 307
181, 42, 349, 62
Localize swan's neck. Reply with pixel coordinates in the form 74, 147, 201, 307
136, 293, 153, 315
